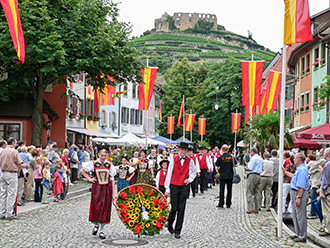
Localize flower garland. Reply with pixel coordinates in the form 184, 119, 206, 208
116, 184, 169, 236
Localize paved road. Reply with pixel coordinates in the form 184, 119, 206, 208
0, 167, 321, 248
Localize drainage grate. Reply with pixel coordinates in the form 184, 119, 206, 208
103, 239, 149, 247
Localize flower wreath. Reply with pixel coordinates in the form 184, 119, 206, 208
116, 184, 169, 236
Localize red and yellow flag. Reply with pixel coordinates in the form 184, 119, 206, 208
198, 118, 206, 135
284, 0, 313, 45
231, 113, 241, 133
1, 0, 25, 63
176, 100, 184, 127
159, 100, 162, 122
184, 114, 196, 132
242, 61, 264, 106
167, 117, 175, 134
259, 89, 267, 115
94, 87, 100, 113
138, 67, 158, 110
245, 105, 255, 124
265, 71, 282, 113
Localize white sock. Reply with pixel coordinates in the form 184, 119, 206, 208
100, 225, 105, 233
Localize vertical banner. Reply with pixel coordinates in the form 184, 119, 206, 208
0, 0, 25, 63
167, 117, 175, 134
259, 89, 267, 114
231, 113, 241, 133
245, 105, 255, 124
265, 71, 282, 113
242, 61, 264, 106
283, 0, 313, 45
138, 67, 158, 110
159, 100, 162, 122
176, 100, 184, 127
198, 118, 206, 135
184, 114, 196, 132
94, 87, 100, 113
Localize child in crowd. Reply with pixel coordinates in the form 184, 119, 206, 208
34, 157, 44, 202
60, 165, 68, 200
53, 165, 64, 202
116, 156, 135, 192
155, 158, 169, 195
41, 161, 51, 204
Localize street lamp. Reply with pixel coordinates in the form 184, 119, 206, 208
214, 86, 219, 110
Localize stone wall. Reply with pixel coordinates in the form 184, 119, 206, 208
155, 12, 217, 32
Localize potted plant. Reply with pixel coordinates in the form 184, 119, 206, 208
78, 112, 86, 119
69, 110, 77, 118
93, 115, 100, 121
87, 114, 94, 121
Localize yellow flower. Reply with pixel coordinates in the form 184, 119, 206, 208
128, 210, 133, 215
154, 212, 160, 218
141, 224, 145, 230
152, 220, 157, 225
128, 221, 134, 227
133, 198, 139, 203
146, 223, 151, 228
131, 214, 136, 219
135, 208, 141, 213
154, 205, 160, 210
145, 200, 150, 204
145, 204, 150, 209
150, 196, 155, 201
134, 218, 139, 223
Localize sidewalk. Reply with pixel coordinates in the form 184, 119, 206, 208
17, 180, 91, 215
307, 212, 330, 248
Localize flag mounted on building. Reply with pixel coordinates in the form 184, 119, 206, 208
198, 118, 206, 135
176, 100, 184, 127
265, 71, 282, 113
138, 67, 158, 110
283, 0, 313, 45
159, 100, 162, 122
231, 113, 241, 133
1, 0, 25, 63
259, 89, 267, 115
167, 117, 175, 134
245, 105, 255, 124
242, 61, 264, 106
184, 114, 196, 132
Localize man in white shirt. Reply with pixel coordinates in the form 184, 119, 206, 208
0, 140, 7, 177
259, 152, 274, 211
165, 142, 196, 239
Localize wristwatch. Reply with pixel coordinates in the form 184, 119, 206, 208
296, 196, 301, 199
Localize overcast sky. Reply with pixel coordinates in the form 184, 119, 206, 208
117, 0, 330, 52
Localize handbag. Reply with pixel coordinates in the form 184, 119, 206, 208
232, 155, 241, 184
41, 178, 52, 190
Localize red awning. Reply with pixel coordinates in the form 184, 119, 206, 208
296, 123, 330, 144
292, 133, 322, 150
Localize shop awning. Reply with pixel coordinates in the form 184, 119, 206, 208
296, 123, 330, 144
292, 134, 321, 150
289, 125, 310, 133
67, 127, 119, 138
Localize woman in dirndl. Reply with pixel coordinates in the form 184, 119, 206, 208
116, 156, 135, 192
133, 149, 154, 185
80, 149, 116, 239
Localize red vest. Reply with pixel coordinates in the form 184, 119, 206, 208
159, 169, 168, 186
170, 155, 190, 186
197, 154, 208, 169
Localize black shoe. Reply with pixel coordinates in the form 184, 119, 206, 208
175, 233, 181, 239
290, 235, 298, 239
99, 232, 105, 239
92, 226, 99, 235
193, 194, 196, 198
216, 204, 224, 209
201, 191, 204, 194
168, 225, 174, 234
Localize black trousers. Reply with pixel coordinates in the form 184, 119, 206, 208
159, 185, 165, 195
189, 176, 198, 197
271, 181, 278, 208
34, 179, 43, 202
168, 184, 189, 234
71, 168, 78, 182
200, 169, 208, 192
219, 179, 233, 208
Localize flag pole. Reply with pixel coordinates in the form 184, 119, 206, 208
277, 45, 287, 238
183, 95, 185, 142
234, 109, 238, 156
145, 56, 150, 148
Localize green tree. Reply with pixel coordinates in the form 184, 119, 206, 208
159, 58, 208, 141
203, 58, 244, 147
240, 111, 294, 151
0, 0, 142, 144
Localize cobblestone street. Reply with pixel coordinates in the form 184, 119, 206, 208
0, 167, 323, 247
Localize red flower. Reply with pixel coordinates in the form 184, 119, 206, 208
153, 198, 160, 205
160, 204, 167, 210
137, 186, 144, 195
159, 215, 165, 222
123, 216, 130, 223
129, 186, 136, 194
121, 209, 128, 216
155, 221, 163, 229
120, 192, 127, 200
148, 190, 155, 196
119, 203, 128, 210
134, 224, 141, 234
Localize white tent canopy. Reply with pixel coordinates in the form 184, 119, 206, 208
141, 137, 166, 146
237, 140, 246, 147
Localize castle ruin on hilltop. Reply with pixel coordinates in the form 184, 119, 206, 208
155, 12, 217, 32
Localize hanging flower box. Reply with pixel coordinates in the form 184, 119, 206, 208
305, 104, 309, 111
93, 115, 100, 121
69, 111, 77, 118
313, 60, 319, 70
320, 58, 325, 67
87, 115, 94, 121
79, 113, 86, 118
